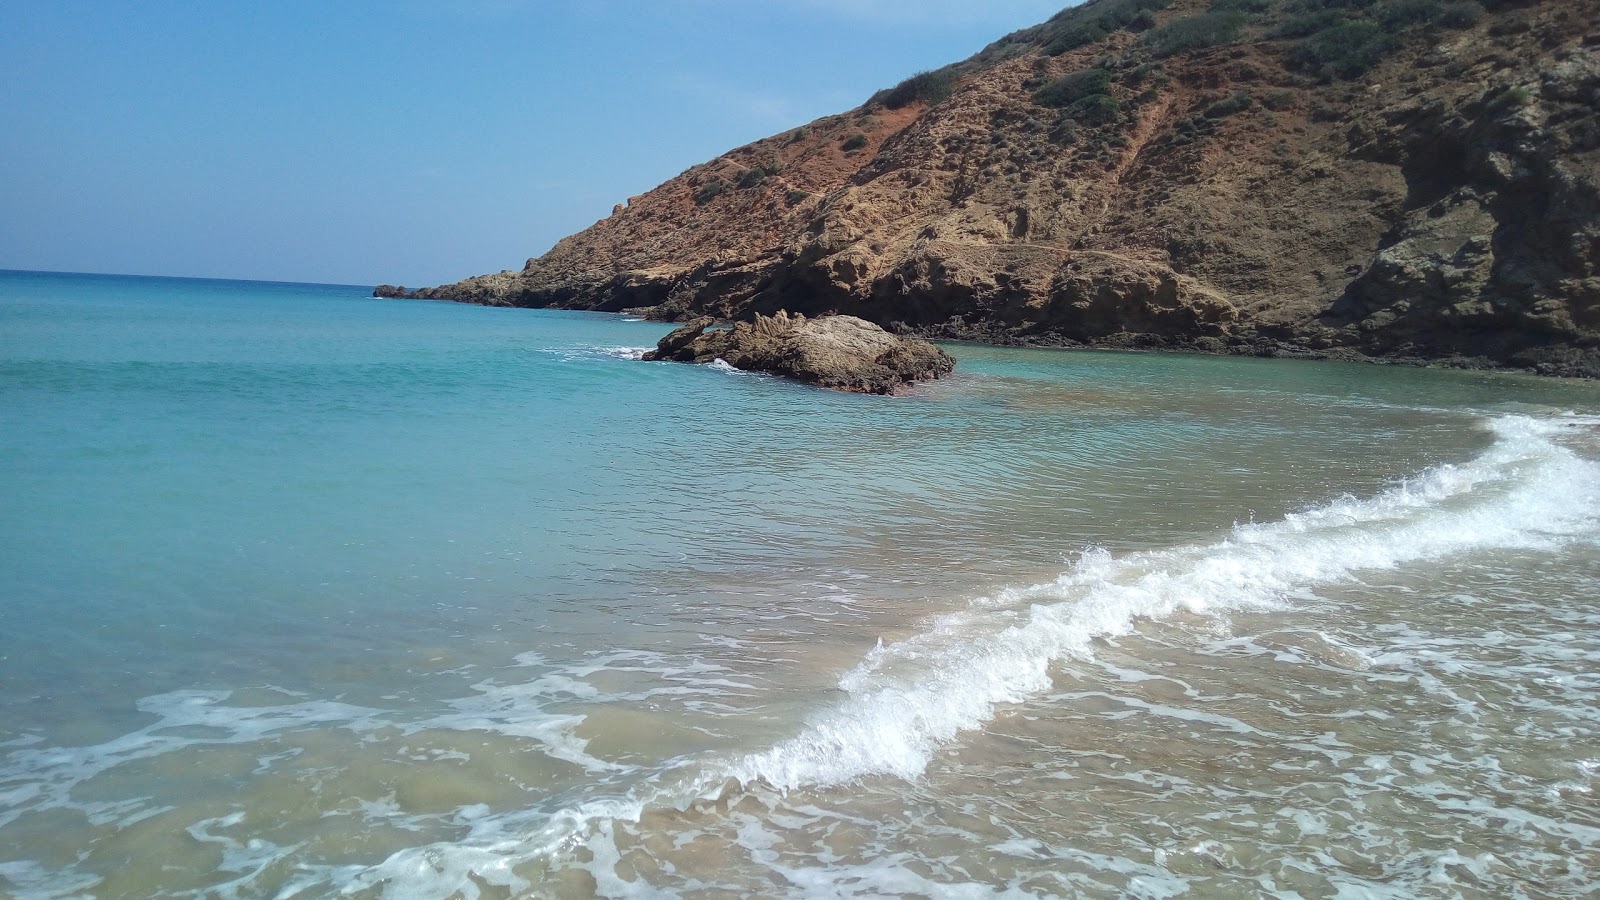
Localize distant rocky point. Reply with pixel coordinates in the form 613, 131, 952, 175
643, 311, 954, 394
380, 0, 1600, 377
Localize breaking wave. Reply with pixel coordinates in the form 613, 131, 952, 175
726, 414, 1600, 790
7, 413, 1597, 898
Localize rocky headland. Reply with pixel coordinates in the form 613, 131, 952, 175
642, 311, 955, 394
379, 0, 1600, 377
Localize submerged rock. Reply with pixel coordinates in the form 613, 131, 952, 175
643, 311, 953, 395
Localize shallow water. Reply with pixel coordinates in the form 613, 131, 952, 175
1, 270, 1597, 898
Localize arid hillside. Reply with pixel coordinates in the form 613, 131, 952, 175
380, 0, 1600, 376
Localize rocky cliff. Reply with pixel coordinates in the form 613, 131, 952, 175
379, 0, 1600, 377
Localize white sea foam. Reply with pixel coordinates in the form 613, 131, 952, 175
8, 414, 1596, 899
411, 675, 626, 775
0, 691, 386, 832
0, 859, 103, 900
726, 415, 1600, 790
534, 345, 652, 361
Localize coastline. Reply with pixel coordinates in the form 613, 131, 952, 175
7, 270, 1600, 896
373, 288, 1600, 380
377, 0, 1600, 385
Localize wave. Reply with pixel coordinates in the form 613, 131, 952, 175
706, 358, 750, 375
725, 414, 1600, 791
7, 414, 1596, 898
292, 412, 1600, 894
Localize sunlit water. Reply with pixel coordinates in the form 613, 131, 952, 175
2, 270, 1598, 898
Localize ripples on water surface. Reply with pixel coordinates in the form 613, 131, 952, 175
1, 270, 1598, 898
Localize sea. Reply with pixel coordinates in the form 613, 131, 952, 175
1, 269, 1598, 899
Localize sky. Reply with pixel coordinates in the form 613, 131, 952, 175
1, 0, 1072, 287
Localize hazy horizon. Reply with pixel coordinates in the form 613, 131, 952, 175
3, 0, 1072, 287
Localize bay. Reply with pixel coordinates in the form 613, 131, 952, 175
1, 270, 1597, 898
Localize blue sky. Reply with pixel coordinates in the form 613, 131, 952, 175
1, 0, 1070, 286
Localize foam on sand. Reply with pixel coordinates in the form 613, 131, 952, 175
727, 415, 1600, 790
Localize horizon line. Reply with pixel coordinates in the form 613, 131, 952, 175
0, 267, 377, 291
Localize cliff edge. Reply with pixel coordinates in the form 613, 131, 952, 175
381, 0, 1600, 377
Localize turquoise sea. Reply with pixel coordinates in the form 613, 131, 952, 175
2, 270, 1598, 898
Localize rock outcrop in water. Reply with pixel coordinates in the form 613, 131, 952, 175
643, 311, 955, 394
384, 0, 1600, 377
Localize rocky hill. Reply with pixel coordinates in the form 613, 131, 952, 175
378, 0, 1600, 377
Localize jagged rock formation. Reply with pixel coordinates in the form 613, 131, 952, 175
384, 0, 1600, 377
643, 311, 955, 394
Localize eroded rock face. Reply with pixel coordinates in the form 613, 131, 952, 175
642, 311, 954, 395
386, 0, 1600, 377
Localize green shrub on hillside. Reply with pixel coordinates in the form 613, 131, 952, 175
1306, 21, 1399, 76
785, 189, 810, 205
1270, 9, 1346, 38
1376, 0, 1445, 28
874, 68, 959, 109
1049, 118, 1081, 145
1143, 11, 1249, 56
1270, 0, 1478, 50
1204, 91, 1254, 117
1375, 0, 1486, 30
1123, 62, 1159, 86
1210, 0, 1272, 12
1043, 0, 1174, 55
1262, 89, 1297, 110
1487, 85, 1533, 111
1034, 68, 1113, 108
841, 133, 869, 152
1438, 1, 1485, 27
1066, 94, 1122, 124
736, 165, 779, 189
1289, 21, 1398, 78
694, 179, 727, 205
1046, 22, 1112, 55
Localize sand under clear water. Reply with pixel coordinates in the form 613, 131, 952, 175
1, 270, 1598, 898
